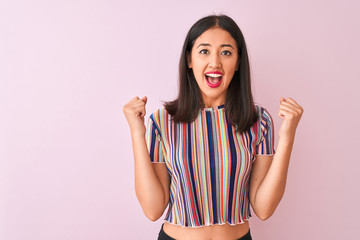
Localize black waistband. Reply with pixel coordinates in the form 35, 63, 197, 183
158, 223, 252, 240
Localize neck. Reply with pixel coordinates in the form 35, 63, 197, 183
201, 95, 226, 108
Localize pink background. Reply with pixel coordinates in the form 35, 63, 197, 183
1, 0, 359, 239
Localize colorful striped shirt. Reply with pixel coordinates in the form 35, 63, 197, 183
145, 104, 275, 227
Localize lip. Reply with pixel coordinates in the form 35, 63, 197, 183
205, 71, 223, 75
204, 71, 223, 88
206, 77, 222, 88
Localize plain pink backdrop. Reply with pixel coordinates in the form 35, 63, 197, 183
1, 0, 359, 239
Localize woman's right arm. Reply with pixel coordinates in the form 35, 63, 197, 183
123, 96, 170, 221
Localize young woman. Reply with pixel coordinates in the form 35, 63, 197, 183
123, 14, 303, 240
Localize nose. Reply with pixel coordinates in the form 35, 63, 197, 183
209, 53, 222, 68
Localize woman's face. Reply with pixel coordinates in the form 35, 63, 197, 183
187, 27, 239, 108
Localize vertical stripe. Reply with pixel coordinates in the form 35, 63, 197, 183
226, 116, 237, 220
186, 124, 201, 225
145, 105, 275, 227
206, 111, 218, 223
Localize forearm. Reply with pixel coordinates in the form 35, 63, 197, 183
254, 135, 294, 218
131, 133, 167, 220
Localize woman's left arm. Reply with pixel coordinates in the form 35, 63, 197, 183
249, 97, 303, 220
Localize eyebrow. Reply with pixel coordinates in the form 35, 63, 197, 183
196, 43, 234, 49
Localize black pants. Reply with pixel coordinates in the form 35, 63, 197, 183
157, 223, 252, 240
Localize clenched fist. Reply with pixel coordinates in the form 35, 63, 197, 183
123, 96, 148, 136
278, 97, 304, 141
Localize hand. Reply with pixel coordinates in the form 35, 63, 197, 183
278, 97, 304, 141
123, 96, 148, 136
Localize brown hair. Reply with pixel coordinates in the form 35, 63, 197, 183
164, 14, 258, 133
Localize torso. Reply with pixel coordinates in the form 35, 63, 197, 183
163, 221, 250, 240
147, 105, 273, 237
149, 106, 262, 227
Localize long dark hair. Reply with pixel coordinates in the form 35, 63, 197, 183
164, 14, 258, 133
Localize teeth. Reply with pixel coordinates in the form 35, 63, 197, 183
205, 73, 222, 78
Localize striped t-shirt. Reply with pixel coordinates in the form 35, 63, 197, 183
145, 104, 275, 227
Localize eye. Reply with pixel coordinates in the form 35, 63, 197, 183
199, 49, 209, 54
221, 50, 232, 56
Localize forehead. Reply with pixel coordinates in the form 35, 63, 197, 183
193, 27, 237, 48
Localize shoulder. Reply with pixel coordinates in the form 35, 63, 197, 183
149, 107, 171, 122
253, 104, 275, 140
148, 107, 173, 130
254, 104, 267, 114
254, 104, 273, 122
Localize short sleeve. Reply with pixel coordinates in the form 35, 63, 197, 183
256, 107, 276, 155
145, 114, 165, 163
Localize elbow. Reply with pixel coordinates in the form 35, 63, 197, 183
136, 194, 165, 222
146, 213, 162, 222
144, 208, 164, 221
252, 198, 280, 221
255, 207, 276, 221
257, 212, 273, 221
135, 188, 169, 222
142, 203, 167, 222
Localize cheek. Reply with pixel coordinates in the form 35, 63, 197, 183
192, 64, 205, 77
194, 72, 205, 84
225, 62, 237, 76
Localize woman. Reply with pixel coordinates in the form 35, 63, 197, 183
123, 14, 303, 240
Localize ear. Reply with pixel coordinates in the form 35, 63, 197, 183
186, 51, 192, 68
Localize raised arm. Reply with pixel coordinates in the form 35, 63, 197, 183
249, 97, 303, 220
123, 96, 170, 221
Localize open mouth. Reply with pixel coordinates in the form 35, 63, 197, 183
205, 72, 223, 88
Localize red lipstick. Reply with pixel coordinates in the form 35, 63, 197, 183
205, 71, 223, 88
